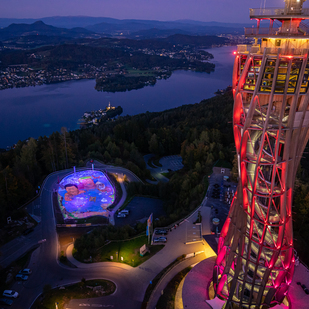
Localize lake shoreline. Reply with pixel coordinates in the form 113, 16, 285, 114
0, 46, 235, 148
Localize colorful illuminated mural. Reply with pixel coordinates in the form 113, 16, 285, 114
58, 170, 114, 219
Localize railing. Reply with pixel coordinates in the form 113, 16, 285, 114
245, 27, 309, 37
250, 7, 309, 17
237, 45, 260, 54
237, 44, 307, 56
245, 27, 279, 37
264, 47, 307, 56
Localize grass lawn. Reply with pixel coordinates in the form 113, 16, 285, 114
95, 235, 164, 266
146, 175, 157, 182
32, 279, 115, 309
161, 172, 172, 179
126, 69, 156, 76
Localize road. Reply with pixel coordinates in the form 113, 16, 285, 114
1, 163, 214, 309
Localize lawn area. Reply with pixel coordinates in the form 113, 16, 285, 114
146, 174, 157, 181
95, 235, 164, 266
161, 172, 172, 179
32, 279, 115, 309
126, 69, 156, 77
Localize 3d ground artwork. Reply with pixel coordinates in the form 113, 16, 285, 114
212, 0, 309, 308
58, 170, 115, 219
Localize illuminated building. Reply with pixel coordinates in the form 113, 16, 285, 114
213, 1, 309, 307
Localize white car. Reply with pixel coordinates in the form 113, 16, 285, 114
117, 213, 126, 218
119, 209, 129, 215
15, 274, 28, 281
19, 268, 32, 275
153, 237, 167, 243
2, 290, 19, 298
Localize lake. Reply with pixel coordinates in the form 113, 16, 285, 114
0, 46, 235, 148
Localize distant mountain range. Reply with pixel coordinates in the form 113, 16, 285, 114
0, 21, 98, 41
0, 16, 254, 38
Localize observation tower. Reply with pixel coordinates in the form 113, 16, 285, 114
213, 0, 309, 308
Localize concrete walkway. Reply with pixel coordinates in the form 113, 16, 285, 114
147, 254, 206, 309
66, 244, 133, 271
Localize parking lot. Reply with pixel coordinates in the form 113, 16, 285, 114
185, 223, 202, 243
207, 173, 237, 233
114, 196, 165, 227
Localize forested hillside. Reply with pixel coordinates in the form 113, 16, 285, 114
0, 92, 234, 224
1, 91, 309, 265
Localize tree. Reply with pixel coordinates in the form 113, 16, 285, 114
61, 127, 69, 169
115, 158, 123, 166
82, 248, 89, 260
148, 134, 159, 154
195, 162, 202, 173
104, 151, 111, 162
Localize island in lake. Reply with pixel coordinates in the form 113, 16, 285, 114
78, 102, 123, 128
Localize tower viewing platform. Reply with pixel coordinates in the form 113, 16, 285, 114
246, 1, 309, 40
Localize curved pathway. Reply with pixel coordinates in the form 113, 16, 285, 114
143, 154, 168, 183
1, 163, 212, 309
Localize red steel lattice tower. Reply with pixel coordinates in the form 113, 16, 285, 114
213, 1, 309, 307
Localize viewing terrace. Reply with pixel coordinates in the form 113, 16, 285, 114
250, 7, 309, 19
244, 26, 309, 38
236, 44, 308, 57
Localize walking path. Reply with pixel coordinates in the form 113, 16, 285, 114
144, 154, 184, 183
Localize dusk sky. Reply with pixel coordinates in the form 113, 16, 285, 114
2, 0, 309, 23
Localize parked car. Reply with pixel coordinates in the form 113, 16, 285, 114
0, 298, 13, 306
23, 228, 34, 236
117, 213, 126, 218
155, 229, 167, 235
119, 209, 129, 215
19, 268, 32, 275
153, 237, 167, 243
15, 274, 28, 281
2, 290, 18, 298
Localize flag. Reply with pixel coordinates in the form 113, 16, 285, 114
147, 213, 153, 227
146, 213, 153, 236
